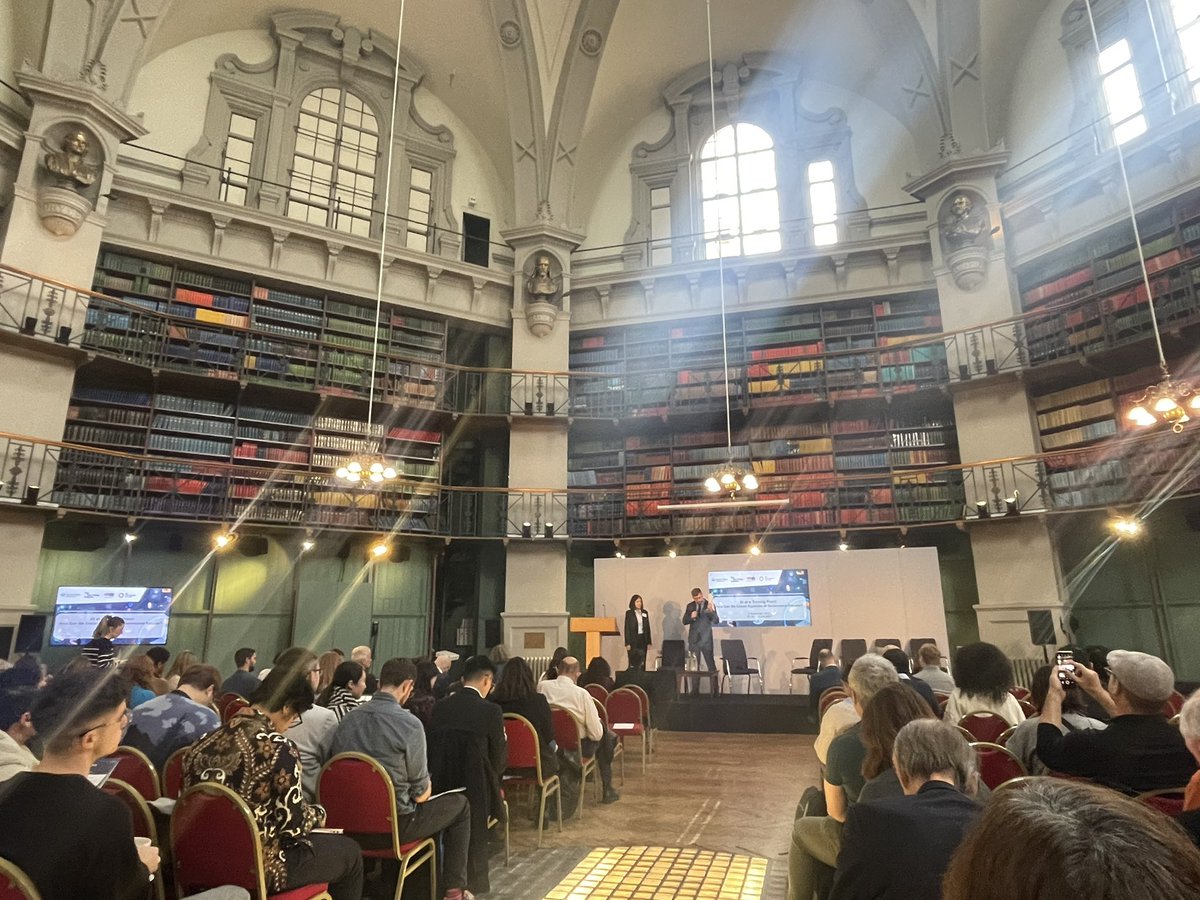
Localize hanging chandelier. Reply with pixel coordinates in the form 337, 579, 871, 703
335, 458, 399, 484
703, 464, 759, 497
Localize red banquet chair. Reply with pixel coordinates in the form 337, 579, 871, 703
583, 683, 609, 704
162, 745, 189, 800
957, 711, 1010, 744
107, 745, 161, 801
1009, 687, 1031, 702
592, 697, 625, 783
0, 857, 42, 900
550, 706, 600, 818
620, 682, 656, 753
970, 742, 1027, 790
1166, 690, 1186, 716
1136, 787, 1189, 818
317, 753, 437, 900
172, 782, 332, 900
606, 688, 649, 775
102, 778, 167, 900
819, 689, 849, 719
1017, 699, 1038, 719
501, 713, 562, 848
221, 696, 251, 724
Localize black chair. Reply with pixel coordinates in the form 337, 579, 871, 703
907, 637, 938, 660
719, 640, 763, 694
657, 640, 687, 669
873, 638, 901, 652
840, 639, 868, 672
789, 638, 833, 694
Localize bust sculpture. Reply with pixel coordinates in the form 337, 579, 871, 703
940, 193, 988, 250
525, 255, 562, 305
44, 129, 99, 188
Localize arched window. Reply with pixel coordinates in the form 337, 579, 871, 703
699, 123, 781, 259
287, 88, 380, 236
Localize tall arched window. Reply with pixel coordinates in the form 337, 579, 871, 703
287, 88, 380, 236
699, 123, 781, 259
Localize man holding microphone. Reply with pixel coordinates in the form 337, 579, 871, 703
683, 587, 720, 694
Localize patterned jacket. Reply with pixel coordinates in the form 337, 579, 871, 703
181, 710, 323, 892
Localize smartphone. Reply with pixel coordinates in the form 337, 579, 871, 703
1055, 650, 1076, 689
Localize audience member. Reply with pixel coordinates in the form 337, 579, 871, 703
1037, 649, 1196, 792
221, 647, 259, 698
433, 649, 460, 698
122, 663, 221, 769
857, 682, 937, 803
350, 645, 376, 694
539, 656, 620, 803
405, 660, 440, 727
579, 656, 616, 692
0, 684, 38, 782
488, 643, 511, 682
315, 650, 343, 694
5, 653, 48, 689
882, 647, 940, 716
82, 614, 125, 668
1004, 664, 1106, 776
164, 650, 198, 691
942, 778, 1200, 899
316, 660, 366, 720
0, 670, 160, 899
542, 646, 569, 682
183, 668, 362, 900
788, 654, 898, 900
1181, 689, 1200, 846
331, 658, 471, 900
814, 678, 859, 767
831, 719, 981, 900
807, 650, 842, 719
912, 643, 955, 693
943, 642, 1025, 725
492, 656, 557, 773
271, 647, 338, 801
121, 654, 163, 708
145, 646, 170, 680
430, 655, 507, 781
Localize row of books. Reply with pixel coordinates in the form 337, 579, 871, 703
1040, 419, 1118, 450
1036, 398, 1116, 432
68, 405, 150, 427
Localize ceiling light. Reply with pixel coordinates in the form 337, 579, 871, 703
521, 522, 532, 539
301, 538, 316, 552
544, 522, 555, 539
123, 532, 138, 544
1108, 515, 1143, 538
702, 463, 760, 498
214, 531, 236, 550
838, 541, 849, 552
336, 455, 400, 485
1126, 376, 1196, 433
615, 550, 625, 559
369, 539, 390, 559
749, 542, 762, 556
667, 548, 677, 559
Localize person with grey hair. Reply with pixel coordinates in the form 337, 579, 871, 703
1038, 649, 1195, 793
815, 653, 897, 765
1179, 689, 1200, 845
830, 720, 981, 899
788, 654, 899, 900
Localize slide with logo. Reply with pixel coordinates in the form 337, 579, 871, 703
707, 569, 811, 627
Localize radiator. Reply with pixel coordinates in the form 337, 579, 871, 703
521, 654, 553, 676
1011, 657, 1044, 690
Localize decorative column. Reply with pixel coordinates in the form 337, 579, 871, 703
498, 222, 584, 656
906, 151, 1069, 658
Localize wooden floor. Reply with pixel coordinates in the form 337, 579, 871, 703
490, 731, 821, 899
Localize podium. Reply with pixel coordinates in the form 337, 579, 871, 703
569, 616, 620, 666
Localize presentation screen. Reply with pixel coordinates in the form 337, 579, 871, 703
708, 568, 811, 627
50, 586, 173, 646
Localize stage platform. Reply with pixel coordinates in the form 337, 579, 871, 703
661, 694, 818, 734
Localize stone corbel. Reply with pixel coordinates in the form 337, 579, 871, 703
147, 200, 170, 244
831, 253, 848, 291
640, 278, 655, 316
210, 214, 232, 256
425, 266, 443, 305
735, 268, 749, 305
596, 285, 611, 320
325, 242, 343, 282
687, 273, 702, 310
882, 248, 900, 286
270, 228, 290, 268
471, 277, 486, 311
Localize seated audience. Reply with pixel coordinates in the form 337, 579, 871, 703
943, 642, 1025, 725
579, 656, 616, 692
145, 646, 170, 681
788, 654, 898, 900
942, 778, 1200, 898
122, 663, 221, 769
316, 649, 343, 695
0, 684, 38, 782
814, 678, 859, 768
433, 649, 460, 699
350, 645, 376, 695
856, 682, 937, 803
220, 647, 259, 698
1004, 664, 1106, 776
121, 654, 164, 708
405, 660, 440, 727
488, 643, 510, 683
5, 653, 48, 689
807, 650, 842, 718
539, 656, 620, 802
1181, 689, 1200, 846
831, 719, 981, 900
164, 650, 198, 691
492, 655, 557, 773
331, 658, 471, 900
271, 647, 338, 801
541, 646, 569, 682
1037, 649, 1196, 792
316, 660, 366, 721
183, 667, 362, 900
0, 670, 160, 899
913, 643, 955, 693
430, 655, 507, 778
881, 647, 940, 716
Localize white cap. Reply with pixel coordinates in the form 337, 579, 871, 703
434, 650, 460, 661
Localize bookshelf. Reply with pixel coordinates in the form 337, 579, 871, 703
1016, 188, 1200, 365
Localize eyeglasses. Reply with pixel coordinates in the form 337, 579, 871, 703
288, 712, 304, 728
78, 709, 131, 739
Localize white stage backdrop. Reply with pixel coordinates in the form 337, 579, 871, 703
594, 548, 948, 694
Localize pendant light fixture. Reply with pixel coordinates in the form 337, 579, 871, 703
1081, 0, 1198, 433
335, 0, 408, 483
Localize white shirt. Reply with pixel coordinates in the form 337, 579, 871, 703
635, 611, 646, 635
814, 698, 859, 765
943, 690, 1026, 727
0, 731, 37, 784
537, 675, 602, 741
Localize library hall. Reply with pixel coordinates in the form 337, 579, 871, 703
4, 1, 1200, 899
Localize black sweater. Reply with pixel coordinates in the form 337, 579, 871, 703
1036, 714, 1197, 793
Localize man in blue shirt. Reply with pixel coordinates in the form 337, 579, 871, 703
123, 663, 221, 769
331, 658, 472, 900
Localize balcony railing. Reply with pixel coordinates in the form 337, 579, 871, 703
4, 426, 1195, 539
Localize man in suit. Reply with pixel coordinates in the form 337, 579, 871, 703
682, 587, 720, 695
807, 649, 841, 719
429, 655, 507, 789
830, 719, 982, 900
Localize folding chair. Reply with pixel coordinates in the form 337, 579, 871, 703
317, 753, 437, 900
789, 638, 833, 694
606, 688, 649, 774
102, 778, 167, 900
839, 639, 868, 672
550, 706, 599, 819
719, 640, 763, 694
107, 746, 160, 801
501, 713, 562, 848
583, 683, 609, 703
970, 742, 1027, 790
957, 711, 1010, 743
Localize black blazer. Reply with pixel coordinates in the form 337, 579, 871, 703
830, 781, 981, 900
624, 609, 652, 650
429, 685, 508, 778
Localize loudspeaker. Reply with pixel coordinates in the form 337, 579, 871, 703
1027, 609, 1056, 646
237, 535, 269, 557
42, 522, 108, 551
15, 615, 47, 653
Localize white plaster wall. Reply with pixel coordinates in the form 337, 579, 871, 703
0, 0, 14, 87
595, 548, 947, 693
1003, 0, 1075, 172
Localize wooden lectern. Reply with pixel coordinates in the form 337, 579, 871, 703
569, 616, 620, 666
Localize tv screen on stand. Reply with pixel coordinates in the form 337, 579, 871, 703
50, 586, 173, 646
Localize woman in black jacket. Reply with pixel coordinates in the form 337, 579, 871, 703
624, 595, 652, 671
491, 656, 557, 774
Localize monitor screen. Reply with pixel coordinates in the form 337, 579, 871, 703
50, 586, 173, 646
708, 568, 811, 627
